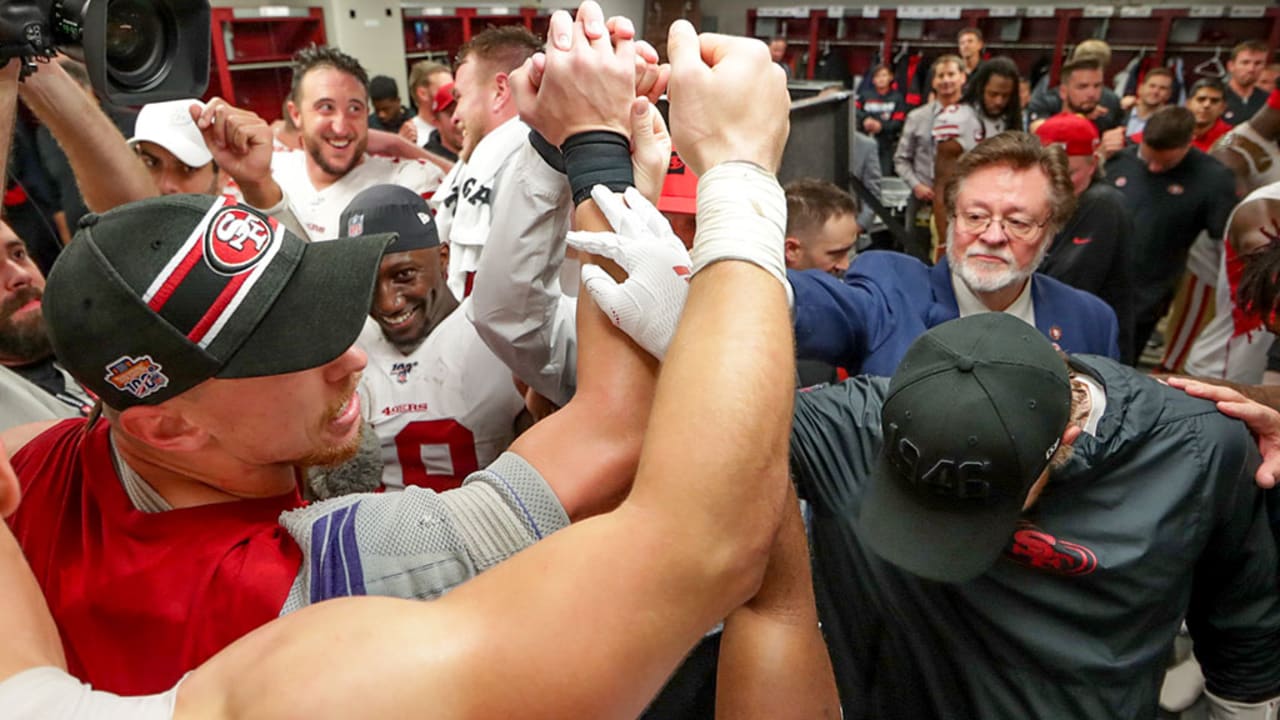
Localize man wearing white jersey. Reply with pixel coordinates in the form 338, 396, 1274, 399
342, 185, 523, 491
434, 26, 542, 299
271, 46, 445, 241
1172, 92, 1280, 382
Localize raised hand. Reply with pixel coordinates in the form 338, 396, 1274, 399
665, 21, 789, 175
510, 0, 637, 146
192, 98, 281, 207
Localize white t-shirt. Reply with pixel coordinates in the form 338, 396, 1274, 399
410, 116, 434, 147
356, 300, 525, 492
932, 103, 1006, 152
270, 150, 445, 241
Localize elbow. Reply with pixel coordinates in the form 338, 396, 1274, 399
702, 466, 791, 606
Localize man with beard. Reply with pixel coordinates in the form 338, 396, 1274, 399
254, 46, 445, 241
433, 26, 543, 299
789, 131, 1119, 377
932, 57, 1022, 243
787, 312, 1280, 718
1, 189, 659, 695
1028, 57, 1127, 156
340, 185, 524, 491
1105, 106, 1237, 356
0, 223, 93, 428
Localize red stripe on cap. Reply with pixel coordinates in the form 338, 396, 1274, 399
186, 270, 250, 343
148, 239, 206, 311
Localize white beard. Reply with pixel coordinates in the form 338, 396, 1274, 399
947, 226, 1049, 294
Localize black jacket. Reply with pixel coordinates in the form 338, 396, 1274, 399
791, 355, 1280, 718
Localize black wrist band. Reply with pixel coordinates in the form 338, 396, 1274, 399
561, 130, 634, 206
528, 131, 566, 174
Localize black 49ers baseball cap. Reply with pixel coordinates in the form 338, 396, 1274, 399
860, 313, 1072, 583
43, 194, 393, 409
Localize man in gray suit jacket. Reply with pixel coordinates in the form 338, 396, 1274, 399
850, 130, 881, 234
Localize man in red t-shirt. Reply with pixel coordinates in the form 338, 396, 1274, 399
2, 191, 652, 694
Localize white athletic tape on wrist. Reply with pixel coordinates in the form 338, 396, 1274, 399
690, 161, 787, 286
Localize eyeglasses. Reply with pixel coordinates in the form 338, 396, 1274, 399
953, 210, 1048, 242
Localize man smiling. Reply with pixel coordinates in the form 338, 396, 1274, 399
433, 27, 542, 299
267, 46, 445, 241
341, 185, 524, 491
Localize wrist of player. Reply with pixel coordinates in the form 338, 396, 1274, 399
562, 130, 635, 206
238, 178, 284, 210
690, 161, 787, 287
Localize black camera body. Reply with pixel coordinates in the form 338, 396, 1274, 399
0, 0, 210, 105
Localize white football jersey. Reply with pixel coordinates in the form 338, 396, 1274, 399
1216, 122, 1280, 193
356, 299, 525, 491
932, 103, 1005, 153
431, 117, 529, 299
271, 150, 445, 242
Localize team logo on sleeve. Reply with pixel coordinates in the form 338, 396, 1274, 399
104, 355, 169, 399
203, 207, 276, 275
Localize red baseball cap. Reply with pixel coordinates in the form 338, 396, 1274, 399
432, 82, 456, 114
658, 150, 697, 215
1033, 113, 1100, 157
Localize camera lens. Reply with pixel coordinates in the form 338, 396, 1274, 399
105, 0, 171, 89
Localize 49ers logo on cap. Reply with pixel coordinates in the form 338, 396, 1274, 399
203, 206, 276, 275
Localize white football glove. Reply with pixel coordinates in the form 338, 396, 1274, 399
566, 185, 691, 360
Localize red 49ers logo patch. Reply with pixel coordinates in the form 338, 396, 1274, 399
203, 206, 275, 275
1005, 520, 1098, 576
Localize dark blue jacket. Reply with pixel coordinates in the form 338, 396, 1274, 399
791, 251, 1120, 376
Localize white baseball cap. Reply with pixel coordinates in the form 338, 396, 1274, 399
128, 99, 212, 168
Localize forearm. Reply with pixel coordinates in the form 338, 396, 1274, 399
507, 199, 655, 521
0, 65, 18, 199
19, 62, 155, 211
630, 256, 794, 601
716, 484, 839, 719
0, 523, 66, 680
368, 129, 452, 172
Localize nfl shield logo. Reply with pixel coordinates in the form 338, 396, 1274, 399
347, 213, 364, 237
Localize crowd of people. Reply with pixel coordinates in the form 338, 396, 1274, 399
3, 4, 1280, 719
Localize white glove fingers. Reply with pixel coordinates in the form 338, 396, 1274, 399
589, 184, 633, 231
622, 186, 670, 238
566, 230, 628, 264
